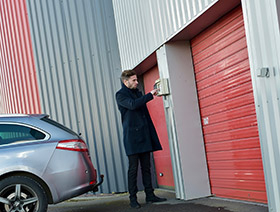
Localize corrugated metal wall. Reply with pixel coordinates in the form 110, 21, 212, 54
112, 0, 218, 70
0, 0, 41, 114
26, 0, 126, 193
241, 0, 280, 211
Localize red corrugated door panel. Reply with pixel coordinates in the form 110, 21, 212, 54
191, 6, 267, 203
0, 0, 41, 114
143, 66, 175, 189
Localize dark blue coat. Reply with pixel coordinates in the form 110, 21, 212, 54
116, 83, 162, 156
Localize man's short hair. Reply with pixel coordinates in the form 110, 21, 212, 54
121, 70, 137, 82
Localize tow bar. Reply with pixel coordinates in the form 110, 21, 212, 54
93, 174, 104, 192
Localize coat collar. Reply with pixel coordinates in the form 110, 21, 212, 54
122, 83, 138, 92
121, 83, 140, 98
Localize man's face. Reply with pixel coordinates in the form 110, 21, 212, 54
124, 75, 138, 89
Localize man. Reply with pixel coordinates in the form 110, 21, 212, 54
115, 70, 167, 209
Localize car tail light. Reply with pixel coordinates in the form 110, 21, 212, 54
56, 139, 89, 152
90, 180, 97, 185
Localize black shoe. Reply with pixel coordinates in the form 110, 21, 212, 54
130, 200, 141, 209
146, 195, 167, 204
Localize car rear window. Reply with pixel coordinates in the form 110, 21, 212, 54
0, 124, 46, 145
41, 117, 78, 136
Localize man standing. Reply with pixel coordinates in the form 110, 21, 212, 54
115, 70, 167, 208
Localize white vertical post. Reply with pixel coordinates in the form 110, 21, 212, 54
156, 41, 211, 200
242, 0, 280, 211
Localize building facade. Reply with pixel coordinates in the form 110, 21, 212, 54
112, 0, 280, 211
1, 0, 280, 211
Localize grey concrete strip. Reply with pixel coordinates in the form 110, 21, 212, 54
48, 189, 268, 212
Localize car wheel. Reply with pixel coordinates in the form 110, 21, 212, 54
0, 176, 48, 212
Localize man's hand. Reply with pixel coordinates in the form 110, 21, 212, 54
150, 88, 159, 96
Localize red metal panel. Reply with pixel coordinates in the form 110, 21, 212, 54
200, 93, 255, 117
212, 187, 267, 202
203, 115, 258, 134
200, 80, 252, 107
208, 159, 264, 170
211, 179, 266, 192
206, 137, 261, 152
196, 59, 249, 91
209, 170, 265, 181
207, 148, 262, 161
193, 37, 247, 73
190, 6, 267, 203
0, 0, 41, 114
191, 7, 244, 54
204, 126, 259, 143
198, 74, 252, 104
195, 48, 249, 82
204, 104, 257, 125
193, 26, 245, 65
143, 66, 175, 188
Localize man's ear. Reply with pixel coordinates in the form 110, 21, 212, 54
123, 79, 128, 87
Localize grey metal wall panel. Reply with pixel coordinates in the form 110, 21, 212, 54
112, 0, 217, 70
156, 42, 211, 200
26, 0, 126, 193
241, 0, 280, 210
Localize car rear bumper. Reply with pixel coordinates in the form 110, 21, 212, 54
43, 150, 99, 203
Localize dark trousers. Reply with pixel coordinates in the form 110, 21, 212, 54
128, 152, 154, 200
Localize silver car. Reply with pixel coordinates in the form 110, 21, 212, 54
0, 114, 103, 212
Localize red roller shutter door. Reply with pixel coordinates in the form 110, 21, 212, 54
143, 66, 175, 189
191, 6, 267, 203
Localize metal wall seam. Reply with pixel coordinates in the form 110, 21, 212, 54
241, 0, 280, 211
112, 0, 217, 70
26, 0, 126, 193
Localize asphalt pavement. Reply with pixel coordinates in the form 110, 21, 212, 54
48, 189, 268, 212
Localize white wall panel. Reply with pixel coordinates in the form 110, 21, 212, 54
112, 0, 217, 70
241, 0, 280, 211
157, 42, 211, 200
